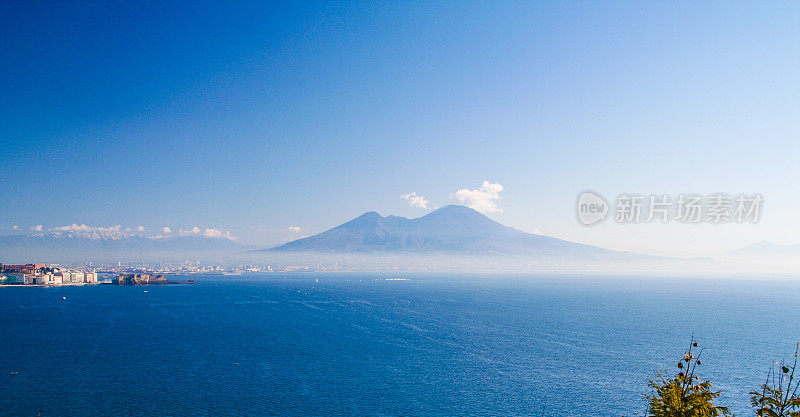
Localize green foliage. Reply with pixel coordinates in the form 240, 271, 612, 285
750, 343, 800, 417
645, 339, 730, 417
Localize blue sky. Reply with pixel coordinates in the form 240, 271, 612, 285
1, 1, 799, 256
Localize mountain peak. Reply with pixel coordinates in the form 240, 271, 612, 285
431, 204, 480, 214
419, 204, 498, 226
424, 205, 486, 218
343, 211, 383, 226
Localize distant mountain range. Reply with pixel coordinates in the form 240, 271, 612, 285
0, 233, 244, 251
726, 241, 800, 259
0, 232, 247, 263
264, 205, 645, 261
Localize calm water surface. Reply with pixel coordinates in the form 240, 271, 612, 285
1, 273, 799, 416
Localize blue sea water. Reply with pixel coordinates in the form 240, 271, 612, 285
1, 273, 799, 416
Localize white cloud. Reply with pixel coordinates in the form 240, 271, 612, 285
37, 222, 234, 240
53, 224, 123, 233
202, 228, 234, 240
288, 226, 301, 233
202, 228, 223, 238
400, 192, 431, 210
450, 181, 504, 213
177, 227, 233, 239
178, 227, 202, 236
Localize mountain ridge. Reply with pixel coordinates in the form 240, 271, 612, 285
0, 233, 249, 263
265, 205, 639, 260
726, 241, 800, 258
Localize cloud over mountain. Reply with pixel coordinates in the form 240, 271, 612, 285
0, 224, 246, 263
400, 192, 430, 209
53, 224, 123, 233
4, 223, 236, 241
202, 228, 234, 239
451, 181, 504, 213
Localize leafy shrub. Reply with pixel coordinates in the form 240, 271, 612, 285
750, 343, 800, 417
645, 339, 730, 417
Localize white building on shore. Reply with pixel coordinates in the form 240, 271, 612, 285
1, 264, 99, 286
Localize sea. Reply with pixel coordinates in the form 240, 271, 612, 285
1, 273, 799, 416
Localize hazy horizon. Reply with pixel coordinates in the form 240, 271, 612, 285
2, 203, 798, 274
